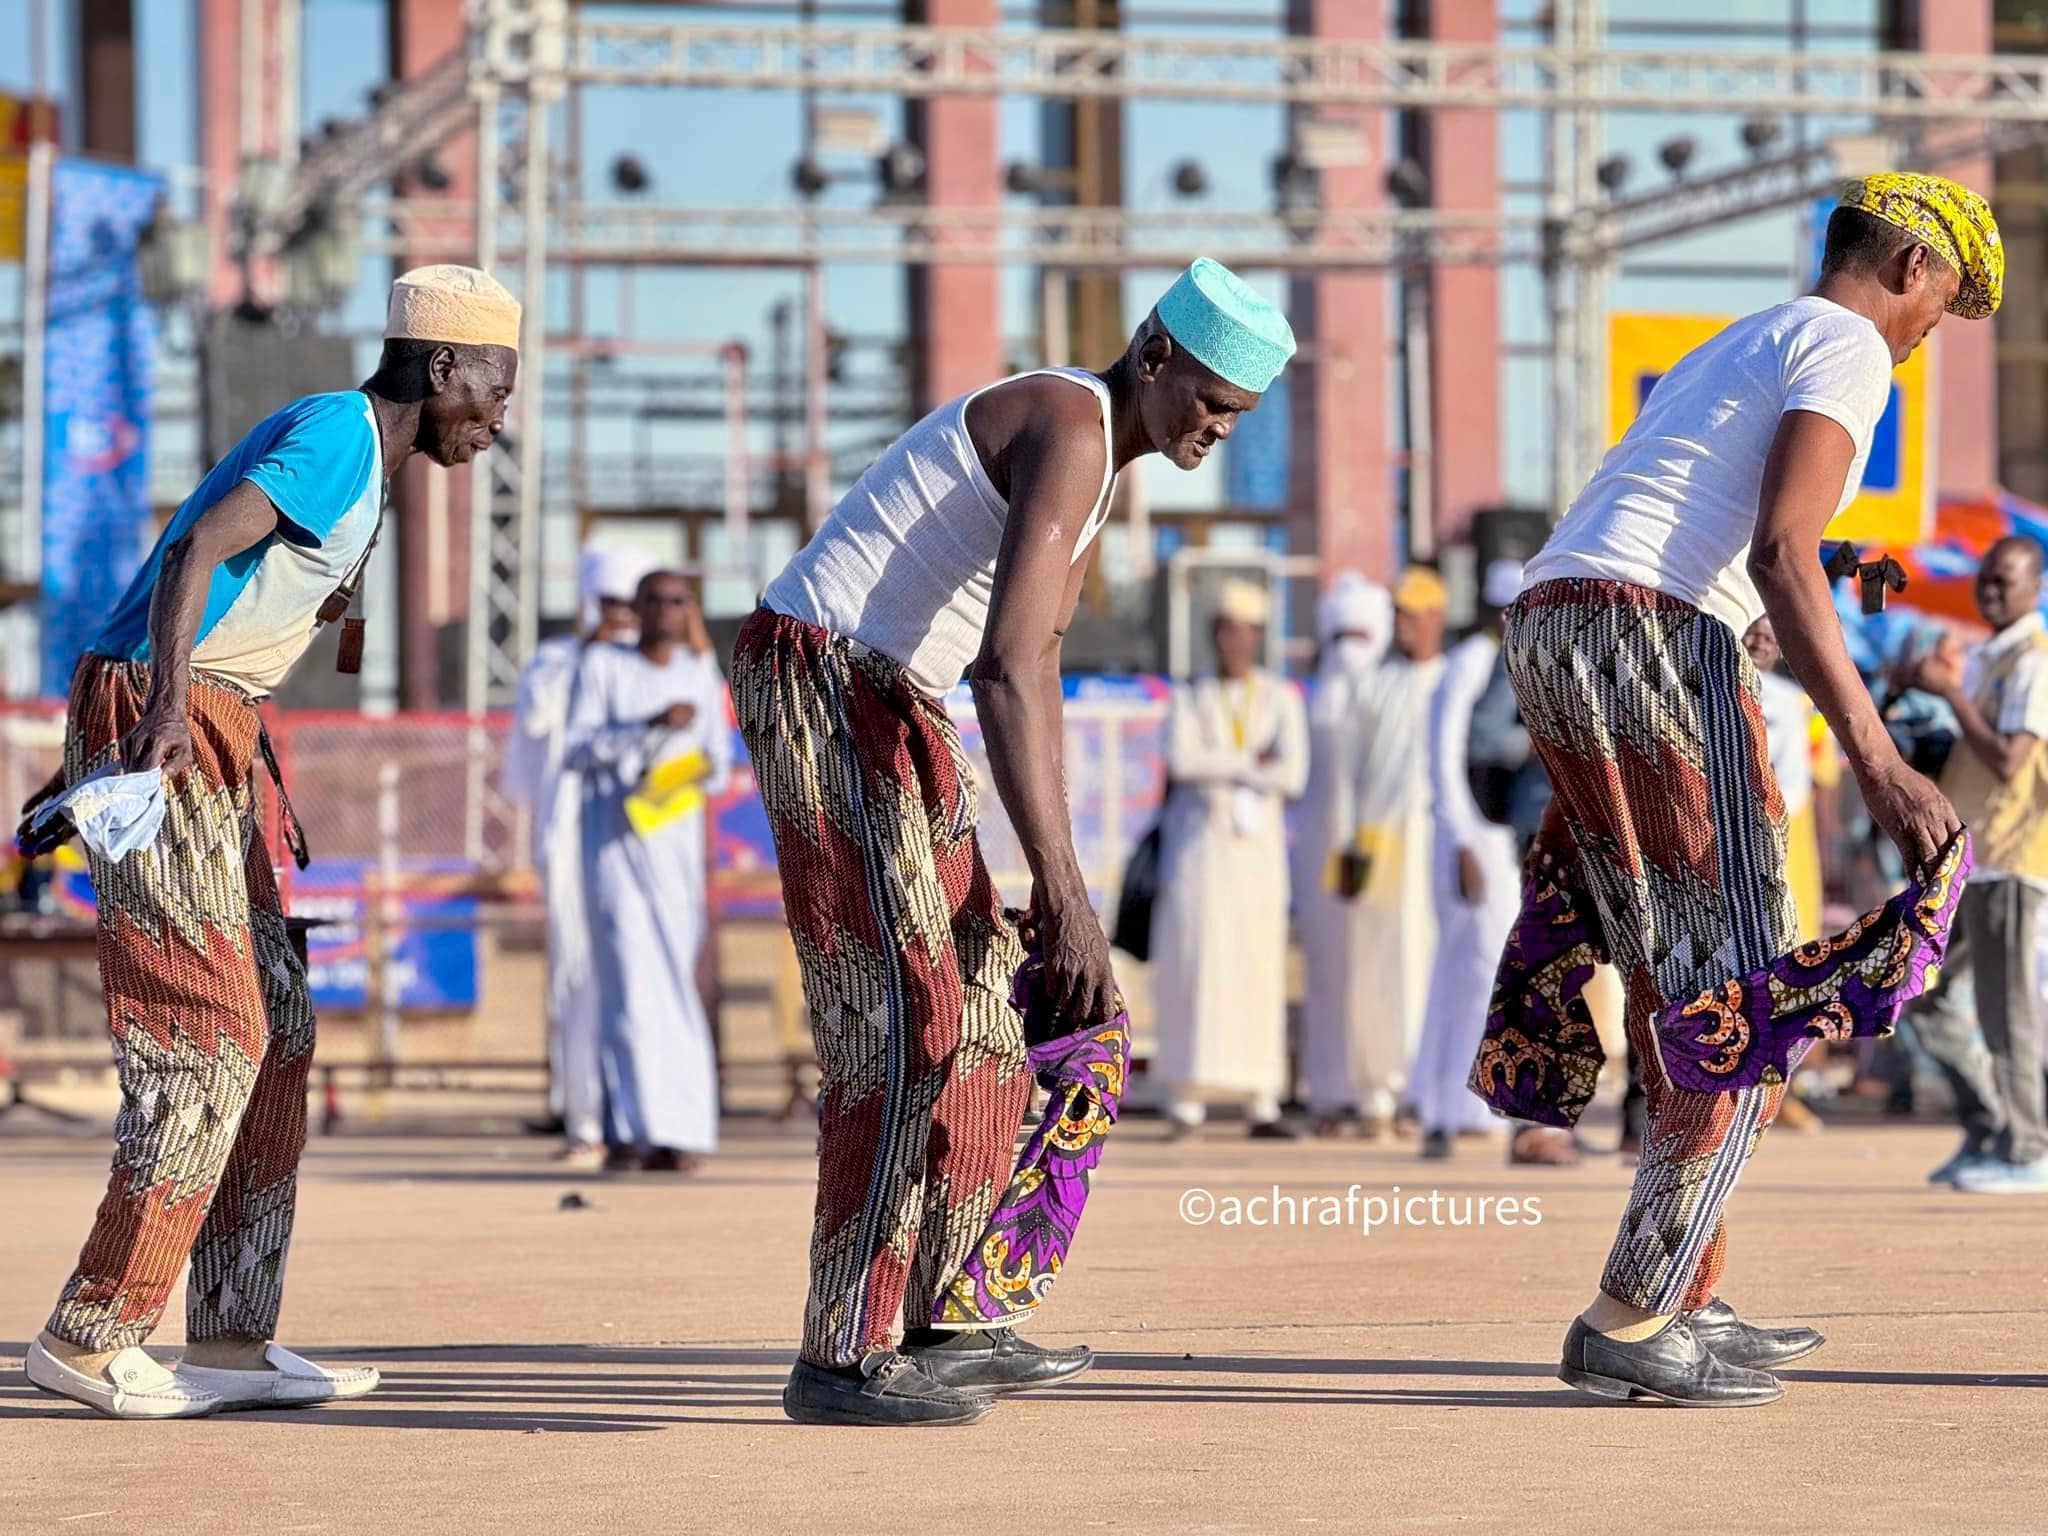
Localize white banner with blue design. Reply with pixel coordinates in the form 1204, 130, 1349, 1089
40, 158, 162, 692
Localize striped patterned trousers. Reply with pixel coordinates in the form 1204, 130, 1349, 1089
1503, 581, 1806, 1315
731, 610, 1033, 1368
48, 659, 315, 1352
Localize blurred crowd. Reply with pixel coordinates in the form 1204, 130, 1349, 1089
1141, 542, 2048, 1192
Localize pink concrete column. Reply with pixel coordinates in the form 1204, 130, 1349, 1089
907, 0, 1003, 410
198, 0, 245, 306
392, 0, 478, 707
1424, 0, 1502, 544
1286, 0, 1394, 583
1909, 0, 1998, 500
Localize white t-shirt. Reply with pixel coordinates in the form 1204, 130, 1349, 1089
1523, 297, 1895, 635
1961, 610, 2048, 888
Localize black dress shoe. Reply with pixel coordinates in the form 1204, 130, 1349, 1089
1558, 1316, 1783, 1407
902, 1328, 1094, 1396
1247, 1118, 1302, 1141
1683, 1297, 1824, 1369
782, 1352, 995, 1426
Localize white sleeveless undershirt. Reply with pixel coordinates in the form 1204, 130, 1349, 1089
761, 367, 1117, 696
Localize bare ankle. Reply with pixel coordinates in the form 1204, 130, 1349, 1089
181, 1337, 275, 1371
1580, 1295, 1673, 1341
37, 1330, 121, 1380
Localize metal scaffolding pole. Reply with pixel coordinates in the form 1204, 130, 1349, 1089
1570, 0, 1607, 512
517, 5, 559, 669
532, 19, 2048, 120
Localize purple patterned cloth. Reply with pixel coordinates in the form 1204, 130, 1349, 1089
1469, 842, 1612, 1130
1656, 831, 1972, 1094
1473, 831, 1975, 1122
932, 960, 1129, 1327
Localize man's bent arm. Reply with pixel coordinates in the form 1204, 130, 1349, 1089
125, 483, 280, 771
1750, 409, 1959, 865
1945, 684, 2037, 785
1750, 414, 1901, 775
969, 410, 1117, 1021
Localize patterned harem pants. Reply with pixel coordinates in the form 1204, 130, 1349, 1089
1503, 580, 1806, 1315
47, 659, 316, 1352
731, 610, 1034, 1368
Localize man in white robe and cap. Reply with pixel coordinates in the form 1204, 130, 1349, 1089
503, 545, 648, 1163
566, 570, 733, 1173
1296, 568, 1448, 1136
1413, 558, 1528, 1158
1152, 577, 1310, 1136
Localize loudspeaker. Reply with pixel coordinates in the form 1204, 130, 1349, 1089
1471, 506, 1551, 575
201, 309, 358, 466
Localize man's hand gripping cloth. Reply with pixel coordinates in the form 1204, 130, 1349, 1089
933, 955, 1130, 1327
1471, 830, 1974, 1124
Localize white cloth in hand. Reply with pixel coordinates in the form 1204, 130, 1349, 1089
30, 764, 167, 862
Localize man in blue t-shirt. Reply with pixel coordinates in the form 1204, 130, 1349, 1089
21, 266, 519, 1421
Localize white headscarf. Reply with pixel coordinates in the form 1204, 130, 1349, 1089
1316, 571, 1392, 672
1481, 558, 1526, 611
578, 545, 654, 632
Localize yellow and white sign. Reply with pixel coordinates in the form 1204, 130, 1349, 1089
1608, 311, 1933, 549
0, 156, 25, 263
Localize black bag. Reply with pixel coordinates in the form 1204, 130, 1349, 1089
1111, 816, 1166, 963
1466, 646, 1552, 849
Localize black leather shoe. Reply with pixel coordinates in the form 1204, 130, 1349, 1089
902, 1328, 1094, 1396
1558, 1317, 1783, 1406
1247, 1119, 1302, 1141
1683, 1297, 1824, 1369
782, 1352, 995, 1426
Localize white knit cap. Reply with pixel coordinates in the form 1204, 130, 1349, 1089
386, 264, 523, 350
1481, 558, 1526, 609
1216, 578, 1273, 626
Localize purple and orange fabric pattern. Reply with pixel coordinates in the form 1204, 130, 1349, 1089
935, 960, 1130, 1328
1656, 830, 1971, 1094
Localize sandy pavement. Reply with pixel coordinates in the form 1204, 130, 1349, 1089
2, 1114, 2042, 1535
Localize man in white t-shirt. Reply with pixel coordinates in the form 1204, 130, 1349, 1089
1470, 174, 2002, 1407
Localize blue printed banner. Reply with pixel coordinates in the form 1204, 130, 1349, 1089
41, 158, 162, 691
1224, 368, 1290, 510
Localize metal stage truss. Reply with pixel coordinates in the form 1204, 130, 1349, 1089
232, 1, 2037, 861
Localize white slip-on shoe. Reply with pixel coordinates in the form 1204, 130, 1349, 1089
24, 1340, 224, 1420
174, 1343, 381, 1409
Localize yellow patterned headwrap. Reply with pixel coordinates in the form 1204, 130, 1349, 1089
1837, 173, 2003, 320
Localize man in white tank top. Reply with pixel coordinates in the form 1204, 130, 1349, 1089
733, 259, 1296, 1425
1477, 174, 1998, 1410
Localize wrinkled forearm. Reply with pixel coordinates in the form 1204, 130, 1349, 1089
142, 536, 214, 717
973, 658, 1087, 904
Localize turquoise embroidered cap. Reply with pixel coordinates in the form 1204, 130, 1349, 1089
1153, 257, 1297, 395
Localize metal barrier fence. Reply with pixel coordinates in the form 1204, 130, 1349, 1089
4, 689, 1173, 895
0, 689, 1174, 1109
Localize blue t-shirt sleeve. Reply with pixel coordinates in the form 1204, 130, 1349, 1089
240, 394, 378, 548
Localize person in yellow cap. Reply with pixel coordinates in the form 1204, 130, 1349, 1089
1151, 577, 1309, 1144
22, 265, 519, 1420
1294, 568, 1447, 1140
1489, 176, 1998, 1408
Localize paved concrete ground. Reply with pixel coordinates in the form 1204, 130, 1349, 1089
2, 1114, 2042, 1535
